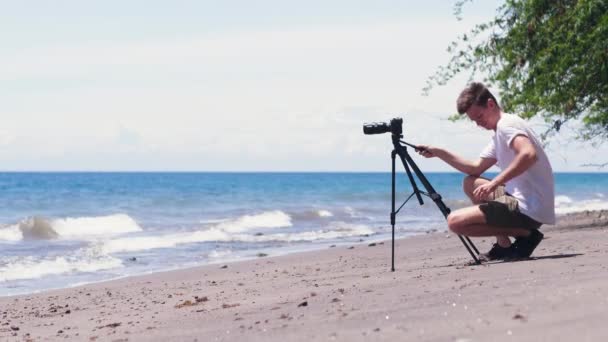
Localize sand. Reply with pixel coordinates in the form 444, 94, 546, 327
2, 210, 608, 341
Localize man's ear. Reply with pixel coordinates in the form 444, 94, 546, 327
486, 98, 496, 109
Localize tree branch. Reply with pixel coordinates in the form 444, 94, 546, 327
580, 162, 608, 169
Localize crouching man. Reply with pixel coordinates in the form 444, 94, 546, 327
417, 82, 555, 261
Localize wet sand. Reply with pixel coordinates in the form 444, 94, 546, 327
1, 210, 607, 341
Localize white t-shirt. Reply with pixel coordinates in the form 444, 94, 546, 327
480, 113, 556, 224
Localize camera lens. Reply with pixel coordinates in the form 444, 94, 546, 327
363, 123, 391, 135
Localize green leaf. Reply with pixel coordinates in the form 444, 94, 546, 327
425, 0, 608, 144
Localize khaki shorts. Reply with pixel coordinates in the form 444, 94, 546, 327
479, 185, 542, 230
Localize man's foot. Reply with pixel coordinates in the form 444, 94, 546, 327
479, 243, 516, 261
513, 229, 544, 258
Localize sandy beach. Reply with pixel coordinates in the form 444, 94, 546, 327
2, 210, 607, 341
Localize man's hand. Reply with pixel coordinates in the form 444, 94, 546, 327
415, 145, 436, 158
472, 180, 499, 202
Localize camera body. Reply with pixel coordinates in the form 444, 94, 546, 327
363, 117, 403, 136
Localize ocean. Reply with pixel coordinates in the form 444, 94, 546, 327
1, 172, 607, 296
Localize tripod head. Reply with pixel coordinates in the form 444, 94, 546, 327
363, 117, 426, 152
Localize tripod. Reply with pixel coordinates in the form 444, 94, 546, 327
389, 133, 481, 270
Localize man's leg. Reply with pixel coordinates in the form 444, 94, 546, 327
446, 206, 531, 238
462, 175, 511, 247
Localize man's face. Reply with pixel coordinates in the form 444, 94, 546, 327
466, 104, 493, 130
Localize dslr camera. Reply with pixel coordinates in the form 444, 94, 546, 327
362, 117, 403, 136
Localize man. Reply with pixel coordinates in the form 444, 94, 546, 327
417, 82, 555, 261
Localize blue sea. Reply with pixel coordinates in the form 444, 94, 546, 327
1, 172, 607, 296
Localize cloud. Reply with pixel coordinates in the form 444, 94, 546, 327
115, 125, 141, 146
4, 17, 605, 171
1, 21, 469, 83
0, 131, 16, 147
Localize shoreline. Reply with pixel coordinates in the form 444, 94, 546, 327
1, 210, 608, 341
4, 209, 605, 299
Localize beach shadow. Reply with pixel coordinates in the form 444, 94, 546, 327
531, 253, 585, 260
516, 253, 583, 261
414, 253, 584, 270
473, 253, 584, 266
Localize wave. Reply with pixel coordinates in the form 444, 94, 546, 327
289, 209, 335, 221
101, 222, 373, 254
52, 214, 142, 238
199, 218, 230, 224
555, 197, 608, 215
317, 210, 333, 217
0, 250, 123, 282
344, 206, 359, 217
100, 229, 229, 254
0, 214, 142, 241
0, 217, 60, 241
208, 249, 233, 259
233, 222, 374, 242
212, 210, 292, 233
0, 225, 26, 242
555, 195, 574, 207
343, 206, 376, 220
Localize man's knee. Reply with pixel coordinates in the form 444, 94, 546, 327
447, 212, 467, 234
463, 175, 490, 204
462, 175, 478, 194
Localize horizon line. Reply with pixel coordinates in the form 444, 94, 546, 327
0, 170, 606, 174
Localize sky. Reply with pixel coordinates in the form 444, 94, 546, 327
2, 0, 606, 172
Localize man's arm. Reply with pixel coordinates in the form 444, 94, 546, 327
472, 135, 537, 201
416, 145, 496, 176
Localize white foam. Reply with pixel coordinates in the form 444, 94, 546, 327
208, 250, 233, 259
102, 211, 293, 254
317, 210, 333, 217
0, 214, 142, 242
554, 194, 608, 214
344, 206, 372, 219
555, 195, 574, 206
101, 228, 229, 254
0, 225, 23, 242
0, 217, 59, 241
0, 252, 123, 282
52, 214, 142, 238
100, 221, 374, 254
199, 218, 230, 224
555, 199, 608, 215
214, 210, 292, 233
234, 222, 374, 242
344, 206, 357, 217
21, 217, 60, 239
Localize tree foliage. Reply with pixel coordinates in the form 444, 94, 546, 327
425, 0, 608, 143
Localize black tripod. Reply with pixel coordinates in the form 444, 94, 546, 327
389, 133, 481, 270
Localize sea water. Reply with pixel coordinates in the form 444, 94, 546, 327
1, 172, 607, 296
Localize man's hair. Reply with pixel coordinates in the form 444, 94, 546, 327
456, 82, 500, 114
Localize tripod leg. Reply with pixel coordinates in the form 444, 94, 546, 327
458, 235, 480, 264
464, 236, 480, 255
398, 154, 423, 205
396, 143, 481, 264
391, 151, 396, 272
